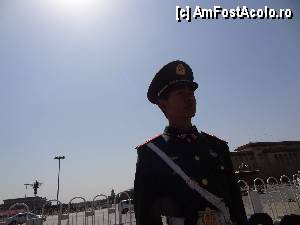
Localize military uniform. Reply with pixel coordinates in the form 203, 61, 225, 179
134, 127, 248, 225
133, 60, 248, 225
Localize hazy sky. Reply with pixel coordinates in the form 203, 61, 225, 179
0, 0, 299, 204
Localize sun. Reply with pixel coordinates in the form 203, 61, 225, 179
49, 0, 102, 14
42, 0, 115, 28
59, 0, 98, 10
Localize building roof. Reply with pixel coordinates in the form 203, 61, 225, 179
234, 141, 300, 152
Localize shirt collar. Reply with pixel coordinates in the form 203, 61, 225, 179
163, 125, 199, 136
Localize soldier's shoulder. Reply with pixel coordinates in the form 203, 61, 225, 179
200, 131, 228, 145
135, 134, 163, 150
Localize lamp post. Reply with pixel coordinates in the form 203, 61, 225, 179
54, 155, 65, 204
24, 184, 33, 198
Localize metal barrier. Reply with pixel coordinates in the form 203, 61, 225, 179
5, 173, 299, 225
239, 174, 300, 221
113, 192, 134, 225
42, 200, 68, 225
292, 174, 300, 186
239, 180, 254, 217
254, 178, 278, 217
67, 197, 87, 225
279, 175, 296, 215
266, 177, 281, 219
91, 194, 109, 225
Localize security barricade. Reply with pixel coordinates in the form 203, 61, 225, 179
113, 191, 135, 225
254, 177, 278, 218
5, 173, 300, 225
239, 174, 300, 222
91, 194, 109, 225
239, 180, 254, 217
67, 197, 88, 225
292, 174, 300, 187
42, 200, 68, 225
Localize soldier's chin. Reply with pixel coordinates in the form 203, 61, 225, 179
186, 107, 196, 115
185, 110, 196, 118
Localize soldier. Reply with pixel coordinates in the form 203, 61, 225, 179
133, 60, 248, 225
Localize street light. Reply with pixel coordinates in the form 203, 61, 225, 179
24, 183, 33, 198
54, 155, 65, 203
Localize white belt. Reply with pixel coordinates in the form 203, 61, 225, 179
147, 142, 233, 225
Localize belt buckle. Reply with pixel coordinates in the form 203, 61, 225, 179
198, 208, 219, 225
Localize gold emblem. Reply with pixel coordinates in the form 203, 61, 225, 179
194, 155, 200, 161
199, 208, 218, 225
202, 211, 217, 225
176, 63, 186, 76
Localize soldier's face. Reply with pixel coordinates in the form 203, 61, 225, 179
159, 86, 196, 120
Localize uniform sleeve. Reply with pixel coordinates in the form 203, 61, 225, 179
223, 144, 248, 225
134, 148, 163, 225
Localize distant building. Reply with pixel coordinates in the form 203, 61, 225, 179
230, 141, 300, 182
2, 196, 47, 211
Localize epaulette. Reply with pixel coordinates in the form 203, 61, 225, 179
135, 134, 162, 149
200, 131, 228, 144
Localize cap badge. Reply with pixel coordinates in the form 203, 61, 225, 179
176, 63, 186, 76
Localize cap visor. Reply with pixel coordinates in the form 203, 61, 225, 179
163, 81, 198, 94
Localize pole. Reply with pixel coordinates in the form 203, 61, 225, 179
57, 159, 60, 203
24, 184, 32, 199
54, 156, 65, 205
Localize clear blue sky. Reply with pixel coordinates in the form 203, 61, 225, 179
0, 0, 299, 204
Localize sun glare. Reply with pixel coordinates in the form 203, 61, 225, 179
49, 0, 103, 15
42, 0, 116, 31
60, 0, 98, 10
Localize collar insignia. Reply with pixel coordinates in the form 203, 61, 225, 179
177, 134, 187, 139
209, 149, 218, 158
191, 134, 198, 140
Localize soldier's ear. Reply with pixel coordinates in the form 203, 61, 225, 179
157, 99, 166, 111
158, 99, 168, 118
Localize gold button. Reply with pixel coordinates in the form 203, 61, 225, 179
194, 155, 200, 160
191, 134, 198, 140
220, 166, 225, 170
202, 179, 208, 186
209, 149, 218, 158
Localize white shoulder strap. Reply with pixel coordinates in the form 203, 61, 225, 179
146, 142, 232, 223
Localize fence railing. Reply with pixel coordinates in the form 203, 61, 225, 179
239, 173, 300, 220
40, 193, 135, 225
2, 173, 300, 225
